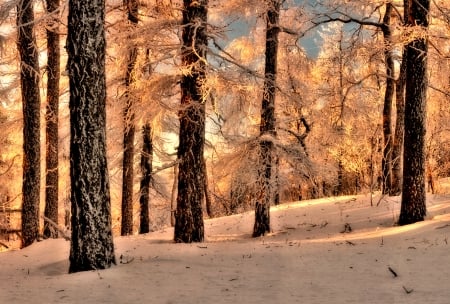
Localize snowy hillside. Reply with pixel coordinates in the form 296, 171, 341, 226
1, 191, 450, 304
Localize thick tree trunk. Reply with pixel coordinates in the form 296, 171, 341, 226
398, 0, 429, 225
381, 3, 394, 195
17, 0, 41, 248
121, 0, 139, 237
174, 0, 207, 243
43, 0, 60, 239
67, 0, 115, 272
253, 0, 280, 237
139, 123, 152, 234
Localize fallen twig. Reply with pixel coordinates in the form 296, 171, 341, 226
388, 266, 398, 277
402, 286, 414, 294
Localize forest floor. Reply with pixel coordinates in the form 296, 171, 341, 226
1, 179, 450, 303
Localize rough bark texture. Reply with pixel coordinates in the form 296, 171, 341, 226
67, 0, 115, 272
43, 0, 60, 239
174, 0, 207, 243
121, 0, 139, 236
381, 3, 394, 194
139, 123, 152, 234
398, 0, 429, 225
17, 0, 41, 248
253, 0, 280, 237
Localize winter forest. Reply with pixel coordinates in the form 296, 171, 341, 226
1, 0, 450, 297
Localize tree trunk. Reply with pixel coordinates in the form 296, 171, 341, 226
381, 3, 394, 195
398, 0, 429, 225
390, 49, 406, 196
121, 0, 139, 236
253, 0, 280, 237
67, 0, 115, 272
174, 0, 207, 243
139, 123, 152, 234
43, 0, 60, 239
203, 157, 213, 218
17, 0, 41, 248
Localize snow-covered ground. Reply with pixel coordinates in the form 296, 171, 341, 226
1, 188, 450, 303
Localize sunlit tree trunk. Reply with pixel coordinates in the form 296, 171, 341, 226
398, 0, 429, 225
139, 123, 152, 234
43, 0, 60, 239
68, 0, 115, 272
390, 49, 406, 196
381, 3, 394, 195
121, 0, 139, 236
174, 0, 207, 243
17, 0, 41, 248
253, 0, 280, 237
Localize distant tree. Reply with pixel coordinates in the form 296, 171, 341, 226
121, 0, 139, 236
43, 0, 60, 239
380, 2, 395, 195
253, 0, 281, 237
139, 123, 152, 234
174, 0, 207, 243
391, 3, 408, 196
398, 0, 429, 225
67, 0, 115, 272
17, 0, 41, 248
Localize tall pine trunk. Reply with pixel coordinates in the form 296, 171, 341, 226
43, 0, 60, 239
67, 0, 115, 272
174, 0, 207, 243
17, 0, 41, 248
253, 0, 280, 237
381, 3, 394, 195
398, 0, 429, 225
139, 123, 152, 234
121, 0, 139, 236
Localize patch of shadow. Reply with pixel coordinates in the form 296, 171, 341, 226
37, 259, 69, 276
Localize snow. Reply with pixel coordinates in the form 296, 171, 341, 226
1, 191, 450, 304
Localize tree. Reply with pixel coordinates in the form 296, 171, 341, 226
380, 2, 395, 195
398, 0, 429, 225
43, 0, 60, 239
174, 0, 207, 243
121, 0, 139, 236
139, 123, 152, 234
17, 0, 41, 248
253, 0, 281, 237
67, 0, 115, 272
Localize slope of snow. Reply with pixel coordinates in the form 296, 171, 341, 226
1, 192, 450, 304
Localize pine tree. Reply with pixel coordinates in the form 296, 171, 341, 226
43, 0, 60, 239
121, 0, 139, 236
398, 0, 429, 225
67, 0, 115, 272
253, 0, 281, 237
17, 0, 41, 248
174, 0, 207, 243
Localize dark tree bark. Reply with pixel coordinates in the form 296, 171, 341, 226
398, 0, 429, 225
17, 0, 41, 248
67, 0, 115, 272
43, 0, 60, 239
139, 123, 152, 234
121, 0, 139, 236
381, 3, 395, 195
390, 48, 407, 196
174, 0, 207, 243
253, 0, 280, 237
